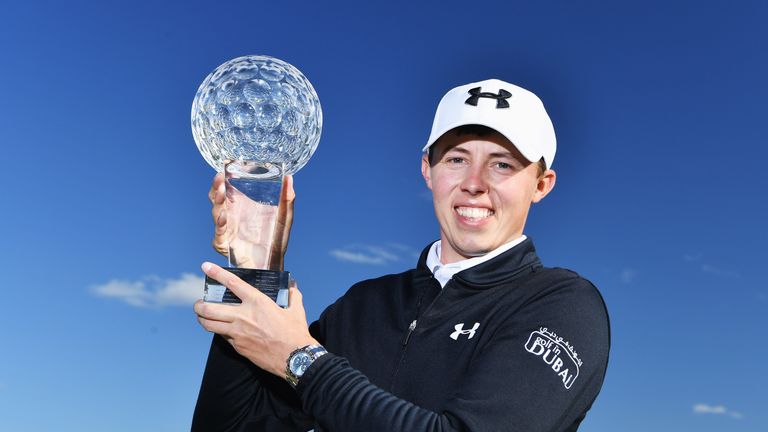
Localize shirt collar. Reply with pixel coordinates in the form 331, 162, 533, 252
425, 235, 528, 288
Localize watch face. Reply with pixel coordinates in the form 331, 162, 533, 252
289, 352, 312, 377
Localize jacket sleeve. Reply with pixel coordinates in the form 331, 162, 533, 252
191, 296, 342, 431
295, 276, 610, 432
190, 334, 314, 432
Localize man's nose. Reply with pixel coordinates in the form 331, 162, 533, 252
460, 164, 489, 195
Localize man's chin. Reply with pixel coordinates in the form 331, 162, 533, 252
441, 237, 496, 262
455, 244, 493, 259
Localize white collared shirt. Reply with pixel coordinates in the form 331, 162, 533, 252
425, 235, 528, 288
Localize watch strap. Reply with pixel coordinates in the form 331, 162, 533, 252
285, 344, 327, 388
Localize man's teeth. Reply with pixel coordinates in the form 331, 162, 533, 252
456, 207, 494, 219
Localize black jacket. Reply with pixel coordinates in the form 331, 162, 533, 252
193, 239, 610, 431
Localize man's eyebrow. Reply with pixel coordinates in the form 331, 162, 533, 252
442, 147, 521, 161
489, 151, 515, 158
444, 146, 471, 155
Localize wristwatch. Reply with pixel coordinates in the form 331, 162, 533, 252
285, 344, 328, 388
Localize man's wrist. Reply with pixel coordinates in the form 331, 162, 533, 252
285, 344, 328, 388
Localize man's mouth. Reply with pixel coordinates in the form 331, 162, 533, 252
455, 206, 494, 222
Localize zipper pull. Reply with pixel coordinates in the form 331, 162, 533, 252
403, 319, 417, 346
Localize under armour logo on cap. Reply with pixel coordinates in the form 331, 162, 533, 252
465, 87, 512, 109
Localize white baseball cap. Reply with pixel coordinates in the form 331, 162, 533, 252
423, 79, 557, 169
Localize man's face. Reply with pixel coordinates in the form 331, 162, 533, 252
422, 130, 556, 264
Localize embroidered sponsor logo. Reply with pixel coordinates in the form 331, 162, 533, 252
524, 327, 582, 389
465, 87, 512, 109
450, 322, 480, 340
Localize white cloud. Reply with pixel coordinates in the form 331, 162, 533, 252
92, 273, 203, 308
330, 250, 391, 265
700, 264, 739, 278
620, 268, 636, 284
363, 246, 400, 262
683, 254, 739, 278
693, 403, 743, 419
330, 243, 419, 265
683, 253, 702, 262
386, 243, 422, 260
694, 404, 727, 414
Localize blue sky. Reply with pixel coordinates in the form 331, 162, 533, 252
1, 0, 766, 430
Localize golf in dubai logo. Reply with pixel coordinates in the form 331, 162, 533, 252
524, 327, 583, 389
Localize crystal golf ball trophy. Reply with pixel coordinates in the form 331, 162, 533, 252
191, 55, 322, 306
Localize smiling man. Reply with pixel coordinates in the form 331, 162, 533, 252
193, 79, 610, 432
423, 126, 554, 262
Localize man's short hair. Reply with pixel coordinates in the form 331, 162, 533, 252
428, 125, 547, 176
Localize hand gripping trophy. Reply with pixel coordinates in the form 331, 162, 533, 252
191, 55, 322, 307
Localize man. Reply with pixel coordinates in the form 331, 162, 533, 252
193, 79, 610, 431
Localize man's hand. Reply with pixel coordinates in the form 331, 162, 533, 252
209, 173, 231, 257
194, 262, 318, 377
209, 173, 295, 270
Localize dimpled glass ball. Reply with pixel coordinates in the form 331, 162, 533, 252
191, 55, 322, 174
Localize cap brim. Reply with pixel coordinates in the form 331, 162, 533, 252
423, 119, 544, 166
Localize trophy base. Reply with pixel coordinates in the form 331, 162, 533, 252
204, 267, 290, 308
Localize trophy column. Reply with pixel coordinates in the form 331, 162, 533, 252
203, 160, 291, 307
224, 160, 283, 270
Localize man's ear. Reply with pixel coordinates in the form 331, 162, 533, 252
532, 169, 556, 203
421, 153, 432, 190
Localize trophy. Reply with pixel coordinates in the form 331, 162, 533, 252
191, 55, 322, 307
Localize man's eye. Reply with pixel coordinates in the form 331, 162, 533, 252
446, 157, 465, 164
495, 162, 512, 169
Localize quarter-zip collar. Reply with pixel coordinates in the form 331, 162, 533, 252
425, 236, 528, 288
415, 237, 542, 289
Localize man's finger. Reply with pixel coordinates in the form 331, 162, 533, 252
194, 300, 236, 323
201, 262, 252, 301
201, 262, 271, 305
212, 210, 229, 255
282, 175, 296, 204
282, 175, 295, 230
215, 209, 227, 230
287, 286, 306, 315
214, 180, 226, 205
197, 315, 232, 335
208, 173, 225, 203
270, 175, 296, 270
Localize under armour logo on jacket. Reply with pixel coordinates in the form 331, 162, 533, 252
450, 322, 480, 340
465, 87, 512, 108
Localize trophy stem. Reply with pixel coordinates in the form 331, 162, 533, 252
224, 160, 284, 270
205, 160, 291, 306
